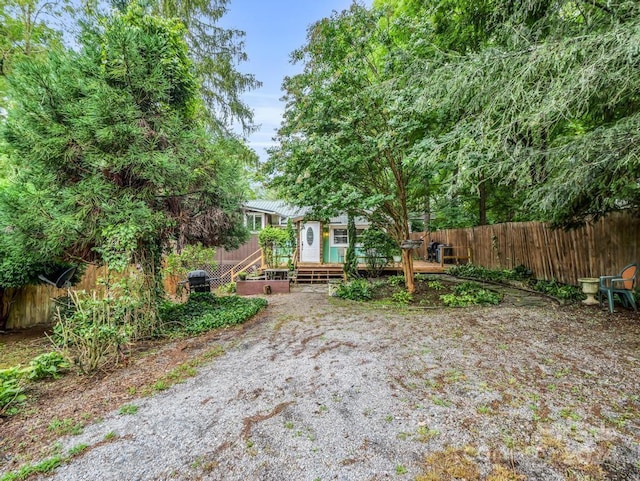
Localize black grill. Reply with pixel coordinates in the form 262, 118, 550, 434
187, 270, 213, 293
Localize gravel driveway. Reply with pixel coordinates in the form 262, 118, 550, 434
41, 285, 640, 480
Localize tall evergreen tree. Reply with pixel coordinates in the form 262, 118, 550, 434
104, 0, 260, 133
2, 3, 247, 307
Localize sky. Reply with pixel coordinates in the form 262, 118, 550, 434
218, 0, 373, 161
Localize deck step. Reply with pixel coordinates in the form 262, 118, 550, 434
294, 268, 344, 284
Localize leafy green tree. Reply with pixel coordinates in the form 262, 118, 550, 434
1, 4, 247, 312
267, 5, 429, 292
406, 0, 640, 227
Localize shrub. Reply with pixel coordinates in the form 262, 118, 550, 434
0, 368, 26, 415
53, 292, 138, 374
335, 279, 372, 301
164, 244, 217, 278
27, 352, 69, 381
360, 228, 397, 278
440, 282, 502, 307
218, 282, 236, 294
258, 227, 292, 268
391, 290, 413, 305
446, 264, 530, 282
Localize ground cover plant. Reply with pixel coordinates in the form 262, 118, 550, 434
0, 352, 70, 416
447, 264, 585, 302
159, 292, 268, 335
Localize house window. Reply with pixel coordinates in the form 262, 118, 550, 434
333, 229, 348, 246
332, 228, 364, 246
245, 213, 263, 232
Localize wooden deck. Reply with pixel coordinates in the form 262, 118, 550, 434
298, 261, 448, 282
413, 260, 447, 274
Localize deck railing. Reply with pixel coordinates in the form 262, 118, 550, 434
226, 249, 264, 282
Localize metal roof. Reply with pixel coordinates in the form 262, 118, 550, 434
243, 201, 369, 226
243, 200, 308, 219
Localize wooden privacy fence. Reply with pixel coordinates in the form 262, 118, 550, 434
3, 239, 263, 330
3, 265, 109, 330
3, 266, 186, 330
412, 211, 640, 286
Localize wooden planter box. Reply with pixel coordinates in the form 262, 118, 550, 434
236, 279, 290, 296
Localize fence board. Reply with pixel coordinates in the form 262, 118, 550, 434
415, 211, 640, 285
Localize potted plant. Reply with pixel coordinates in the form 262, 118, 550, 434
238, 271, 247, 281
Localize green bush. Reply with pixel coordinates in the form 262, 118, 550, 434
360, 228, 398, 278
0, 368, 26, 415
258, 227, 293, 268
427, 280, 445, 291
391, 290, 413, 305
440, 282, 502, 307
164, 244, 217, 279
335, 279, 372, 301
27, 352, 69, 381
53, 293, 138, 374
160, 292, 267, 335
387, 275, 405, 287
218, 282, 237, 294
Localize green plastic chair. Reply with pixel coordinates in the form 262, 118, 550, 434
598, 263, 638, 313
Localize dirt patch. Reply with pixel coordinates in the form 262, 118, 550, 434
1, 285, 639, 480
0, 326, 52, 368
0, 314, 266, 467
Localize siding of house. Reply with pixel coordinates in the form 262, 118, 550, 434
214, 234, 260, 265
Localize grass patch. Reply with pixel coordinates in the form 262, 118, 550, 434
140, 346, 225, 396
0, 332, 50, 369
0, 442, 91, 481
47, 418, 84, 436
118, 404, 139, 415
416, 446, 480, 481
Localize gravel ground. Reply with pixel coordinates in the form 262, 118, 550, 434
35, 285, 640, 480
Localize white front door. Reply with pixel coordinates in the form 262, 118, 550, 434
300, 222, 321, 263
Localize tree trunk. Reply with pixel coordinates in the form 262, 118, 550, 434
0, 288, 17, 331
402, 249, 415, 293
0, 287, 8, 331
478, 174, 487, 226
422, 194, 431, 231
